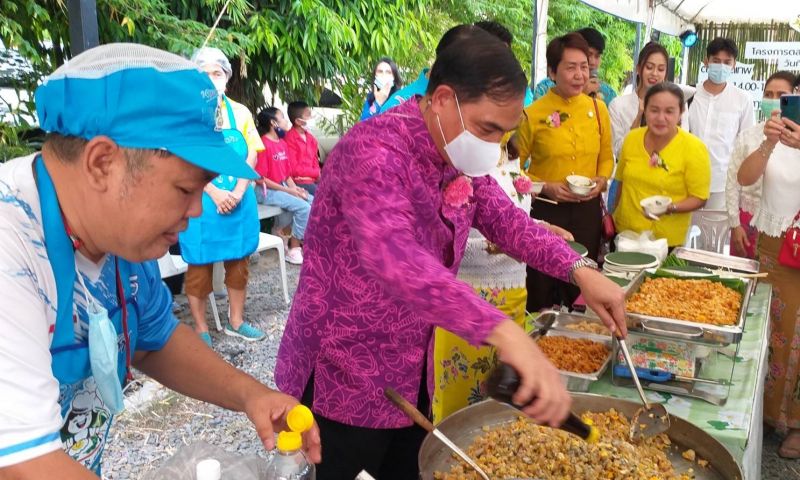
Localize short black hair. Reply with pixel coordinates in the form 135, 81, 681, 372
256, 106, 280, 136
765, 71, 797, 90
577, 27, 605, 53
427, 28, 527, 103
706, 37, 738, 59
436, 24, 475, 56
546, 33, 591, 74
644, 82, 685, 112
287, 101, 309, 126
474, 20, 513, 47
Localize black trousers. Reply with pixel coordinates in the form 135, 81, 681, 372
301, 372, 429, 480
526, 197, 602, 312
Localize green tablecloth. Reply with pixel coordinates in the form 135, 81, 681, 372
588, 283, 771, 478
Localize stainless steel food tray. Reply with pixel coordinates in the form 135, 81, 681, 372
537, 311, 611, 338
624, 271, 754, 346
419, 395, 742, 480
672, 247, 760, 273
541, 329, 612, 392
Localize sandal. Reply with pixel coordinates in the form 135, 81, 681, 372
778, 430, 800, 459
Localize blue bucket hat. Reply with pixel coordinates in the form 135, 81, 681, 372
35, 43, 257, 180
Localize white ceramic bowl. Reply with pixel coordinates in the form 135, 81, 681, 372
531, 182, 545, 195
566, 175, 595, 196
640, 195, 672, 216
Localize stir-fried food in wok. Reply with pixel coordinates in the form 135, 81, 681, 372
434, 409, 697, 480
626, 277, 741, 326
537, 336, 609, 374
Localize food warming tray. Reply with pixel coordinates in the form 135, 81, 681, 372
624, 271, 754, 346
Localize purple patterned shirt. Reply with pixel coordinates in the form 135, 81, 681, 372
275, 99, 580, 428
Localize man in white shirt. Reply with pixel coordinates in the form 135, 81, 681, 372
686, 37, 755, 209
0, 43, 320, 478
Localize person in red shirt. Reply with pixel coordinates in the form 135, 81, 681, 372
255, 107, 314, 265
285, 101, 321, 195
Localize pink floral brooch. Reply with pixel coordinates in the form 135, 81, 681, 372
509, 172, 535, 202
541, 110, 570, 128
649, 151, 669, 172
443, 175, 473, 207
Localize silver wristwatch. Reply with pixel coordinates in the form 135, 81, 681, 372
568, 257, 599, 285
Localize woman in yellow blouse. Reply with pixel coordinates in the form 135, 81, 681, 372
517, 32, 614, 311
613, 82, 710, 246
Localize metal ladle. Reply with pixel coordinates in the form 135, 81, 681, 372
384, 388, 490, 480
617, 337, 671, 441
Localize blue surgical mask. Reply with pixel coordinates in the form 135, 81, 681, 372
707, 63, 733, 84
273, 121, 286, 139
760, 98, 780, 119
81, 275, 125, 414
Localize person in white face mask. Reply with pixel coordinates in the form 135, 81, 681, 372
274, 26, 628, 480
286, 101, 321, 196
360, 57, 403, 121
685, 37, 755, 212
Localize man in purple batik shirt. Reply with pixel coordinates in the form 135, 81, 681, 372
275, 27, 627, 480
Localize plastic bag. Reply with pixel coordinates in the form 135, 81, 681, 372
614, 230, 668, 262
144, 440, 265, 480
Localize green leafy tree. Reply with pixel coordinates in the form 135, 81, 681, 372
0, 0, 432, 146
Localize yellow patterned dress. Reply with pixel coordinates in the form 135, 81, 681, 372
432, 156, 534, 423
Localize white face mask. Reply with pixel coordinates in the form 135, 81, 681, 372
436, 94, 501, 177
211, 77, 227, 94
301, 117, 315, 129
375, 75, 394, 90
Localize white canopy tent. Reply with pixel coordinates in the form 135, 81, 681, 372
531, 0, 800, 85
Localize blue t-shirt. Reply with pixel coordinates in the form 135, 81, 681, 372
0, 154, 178, 473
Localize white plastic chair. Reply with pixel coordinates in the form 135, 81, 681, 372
687, 209, 730, 254
157, 232, 289, 331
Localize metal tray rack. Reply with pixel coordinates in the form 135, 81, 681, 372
610, 329, 738, 406
624, 270, 754, 346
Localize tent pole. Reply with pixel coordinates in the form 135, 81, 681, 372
633, 22, 642, 90
532, 0, 550, 87
67, 0, 99, 55
680, 44, 689, 84
531, 0, 538, 87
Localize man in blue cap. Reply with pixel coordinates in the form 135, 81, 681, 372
0, 43, 321, 477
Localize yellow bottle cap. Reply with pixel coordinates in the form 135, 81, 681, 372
287, 405, 314, 433
276, 431, 302, 452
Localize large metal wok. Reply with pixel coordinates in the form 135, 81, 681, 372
419, 394, 742, 480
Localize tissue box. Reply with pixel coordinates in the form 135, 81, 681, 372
618, 334, 696, 377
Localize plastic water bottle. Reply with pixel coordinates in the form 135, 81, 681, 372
264, 405, 316, 480
264, 431, 315, 479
